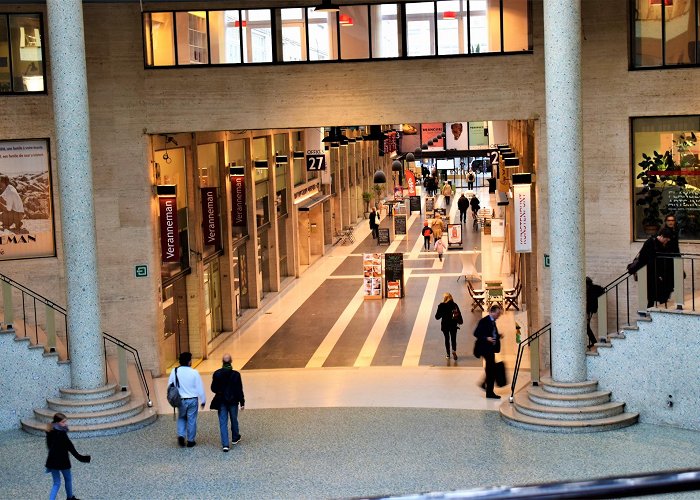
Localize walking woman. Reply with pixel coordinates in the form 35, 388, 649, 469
45, 413, 91, 500
435, 292, 463, 360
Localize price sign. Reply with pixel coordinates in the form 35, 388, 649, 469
306, 155, 326, 171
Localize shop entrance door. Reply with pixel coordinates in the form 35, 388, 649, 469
204, 259, 223, 343
162, 278, 189, 367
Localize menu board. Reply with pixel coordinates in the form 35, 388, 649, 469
377, 228, 390, 246
384, 253, 404, 298
409, 196, 421, 214
394, 215, 407, 235
394, 202, 407, 215
447, 223, 463, 248
363, 253, 383, 300
425, 197, 435, 215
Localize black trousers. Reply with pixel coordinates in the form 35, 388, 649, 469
372, 225, 379, 239
483, 351, 496, 395
467, 181, 474, 190
459, 209, 467, 223
423, 235, 431, 249
586, 313, 597, 346
445, 196, 451, 205
442, 329, 457, 355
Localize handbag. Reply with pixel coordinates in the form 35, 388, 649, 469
452, 306, 463, 325
166, 367, 181, 408
494, 361, 507, 387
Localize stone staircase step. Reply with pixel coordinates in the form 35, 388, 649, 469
595, 340, 612, 348
540, 377, 598, 395
33, 399, 145, 426
513, 391, 625, 421
585, 351, 599, 356
607, 332, 626, 340
21, 408, 158, 438
500, 402, 639, 432
528, 386, 611, 407
47, 390, 131, 413
621, 324, 639, 331
60, 384, 118, 401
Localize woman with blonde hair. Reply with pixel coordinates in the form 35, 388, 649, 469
434, 292, 463, 360
431, 213, 444, 240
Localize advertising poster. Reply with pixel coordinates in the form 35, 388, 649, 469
405, 169, 417, 196
362, 253, 383, 299
0, 139, 55, 260
468, 122, 489, 147
446, 122, 470, 150
447, 223, 463, 248
231, 175, 247, 227
514, 183, 532, 253
384, 253, 404, 299
421, 123, 445, 150
399, 123, 420, 153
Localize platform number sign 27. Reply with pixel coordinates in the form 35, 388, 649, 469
306, 154, 326, 171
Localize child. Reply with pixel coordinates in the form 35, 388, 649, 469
45, 413, 91, 500
421, 221, 433, 250
434, 237, 445, 261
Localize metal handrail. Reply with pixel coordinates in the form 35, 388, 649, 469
0, 272, 152, 406
508, 323, 551, 402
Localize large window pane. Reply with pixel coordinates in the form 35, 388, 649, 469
145, 13, 175, 67
339, 6, 370, 60
0, 17, 10, 92
469, 0, 501, 53
502, 0, 529, 52
209, 10, 242, 64
370, 4, 400, 58
281, 8, 307, 62
242, 10, 273, 63
9, 14, 44, 92
437, 1, 463, 55
406, 2, 436, 56
633, 0, 663, 67
175, 11, 208, 64
664, 0, 696, 65
307, 9, 338, 60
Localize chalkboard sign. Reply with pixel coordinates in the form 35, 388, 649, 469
409, 196, 421, 214
377, 228, 390, 246
434, 208, 447, 216
394, 215, 407, 235
425, 197, 435, 214
384, 253, 404, 298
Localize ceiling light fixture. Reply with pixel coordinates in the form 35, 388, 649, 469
314, 0, 340, 13
339, 14, 354, 26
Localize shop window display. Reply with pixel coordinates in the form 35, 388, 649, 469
632, 116, 700, 241
632, 0, 698, 67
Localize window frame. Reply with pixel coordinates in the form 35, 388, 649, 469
0, 13, 47, 95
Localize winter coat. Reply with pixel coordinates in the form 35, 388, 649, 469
435, 300, 462, 332
431, 218, 444, 239
45, 428, 90, 470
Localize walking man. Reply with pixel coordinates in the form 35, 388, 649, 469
466, 169, 476, 190
457, 193, 469, 224
168, 352, 206, 447
211, 353, 245, 452
473, 305, 503, 399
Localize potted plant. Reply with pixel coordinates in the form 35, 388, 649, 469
372, 183, 383, 208
362, 191, 372, 218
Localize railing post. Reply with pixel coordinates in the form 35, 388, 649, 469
2, 281, 13, 327
45, 305, 56, 352
637, 266, 648, 313
673, 257, 684, 310
118, 346, 128, 392
597, 292, 607, 337
530, 336, 541, 385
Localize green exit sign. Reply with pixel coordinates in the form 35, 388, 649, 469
134, 265, 148, 278
544, 254, 550, 268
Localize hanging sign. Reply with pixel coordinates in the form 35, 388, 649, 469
201, 187, 221, 249
405, 169, 417, 196
159, 195, 180, 262
231, 175, 247, 227
514, 183, 532, 253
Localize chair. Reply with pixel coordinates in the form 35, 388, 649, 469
468, 281, 486, 312
505, 282, 521, 311
487, 286, 504, 309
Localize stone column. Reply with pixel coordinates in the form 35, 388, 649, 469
47, 0, 106, 389
543, 0, 587, 382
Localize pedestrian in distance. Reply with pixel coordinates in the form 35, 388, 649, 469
211, 353, 245, 452
434, 237, 445, 262
660, 213, 680, 255
435, 292, 463, 360
586, 277, 605, 350
469, 193, 480, 217
369, 207, 380, 240
441, 181, 453, 205
168, 351, 206, 448
473, 304, 504, 399
467, 169, 476, 190
457, 193, 469, 224
45, 413, 91, 500
421, 221, 433, 250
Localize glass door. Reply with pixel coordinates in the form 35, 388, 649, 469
204, 260, 223, 343
162, 278, 189, 367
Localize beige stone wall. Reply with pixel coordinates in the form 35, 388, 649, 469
1, 1, 698, 374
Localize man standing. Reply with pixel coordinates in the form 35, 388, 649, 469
466, 169, 476, 190
457, 193, 469, 224
0, 175, 25, 232
473, 305, 503, 399
167, 352, 205, 448
369, 207, 379, 240
210, 353, 245, 452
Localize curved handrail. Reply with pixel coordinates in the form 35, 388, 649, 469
509, 323, 551, 402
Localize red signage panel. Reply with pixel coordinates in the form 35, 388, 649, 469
231, 175, 247, 227
159, 196, 180, 262
405, 169, 417, 196
201, 187, 221, 248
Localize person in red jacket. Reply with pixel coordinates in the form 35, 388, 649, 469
421, 220, 433, 250
45, 413, 91, 500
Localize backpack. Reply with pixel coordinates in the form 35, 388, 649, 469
166, 367, 182, 408
423, 227, 432, 237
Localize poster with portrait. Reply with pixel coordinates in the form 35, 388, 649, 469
446, 122, 469, 150
421, 123, 445, 150
0, 139, 55, 260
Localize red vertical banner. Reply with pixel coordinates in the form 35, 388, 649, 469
405, 169, 417, 196
159, 196, 180, 262
201, 187, 221, 249
231, 175, 247, 227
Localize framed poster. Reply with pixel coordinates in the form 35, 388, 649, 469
447, 223, 463, 249
446, 122, 469, 150
362, 253, 383, 300
0, 139, 55, 260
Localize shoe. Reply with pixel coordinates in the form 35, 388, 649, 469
452, 351, 458, 360
479, 382, 486, 391
177, 436, 185, 447
67, 497, 81, 500
232, 436, 241, 445
222, 446, 230, 452
445, 354, 450, 359
486, 393, 501, 400
186, 441, 196, 448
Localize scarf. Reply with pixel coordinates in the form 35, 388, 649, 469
222, 362, 233, 370
52, 423, 68, 432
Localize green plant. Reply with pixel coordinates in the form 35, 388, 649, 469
675, 132, 698, 168
636, 150, 671, 228
362, 191, 372, 213
372, 184, 383, 205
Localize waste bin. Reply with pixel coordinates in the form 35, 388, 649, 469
488, 178, 497, 193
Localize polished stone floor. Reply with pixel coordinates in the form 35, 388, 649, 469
1, 408, 698, 499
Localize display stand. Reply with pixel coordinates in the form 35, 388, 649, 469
447, 223, 463, 249
394, 215, 407, 235
384, 253, 405, 298
425, 197, 435, 217
363, 253, 383, 300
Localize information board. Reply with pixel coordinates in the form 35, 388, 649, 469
394, 215, 407, 235
377, 228, 390, 246
409, 196, 421, 214
362, 253, 383, 300
384, 253, 404, 298
425, 197, 435, 215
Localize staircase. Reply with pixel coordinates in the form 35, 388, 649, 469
500, 376, 638, 432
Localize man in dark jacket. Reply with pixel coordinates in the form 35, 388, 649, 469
469, 194, 480, 217
473, 305, 503, 399
369, 207, 379, 240
628, 227, 673, 308
457, 194, 469, 223
210, 353, 245, 452
586, 277, 605, 349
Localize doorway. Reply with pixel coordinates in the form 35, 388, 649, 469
204, 259, 223, 343
162, 277, 189, 368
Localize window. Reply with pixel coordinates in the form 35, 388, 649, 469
469, 0, 501, 53
437, 1, 462, 55
281, 8, 307, 62
632, 0, 699, 67
209, 11, 242, 64
144, 12, 175, 66
242, 10, 273, 63
307, 8, 338, 60
632, 116, 700, 241
176, 12, 208, 64
0, 14, 45, 93
406, 2, 436, 57
370, 4, 400, 58
339, 6, 370, 60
